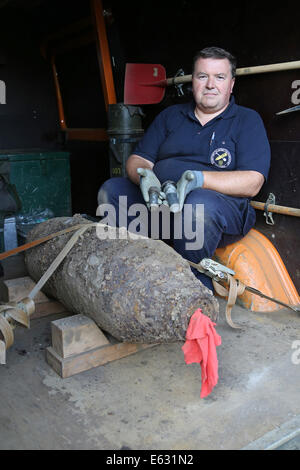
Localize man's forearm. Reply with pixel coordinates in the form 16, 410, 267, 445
202, 170, 264, 198
126, 154, 154, 185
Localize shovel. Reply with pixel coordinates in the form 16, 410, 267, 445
124, 59, 300, 104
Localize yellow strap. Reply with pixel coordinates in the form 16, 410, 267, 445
0, 223, 91, 261
0, 340, 6, 364
186, 259, 246, 328
0, 302, 32, 358
6, 305, 30, 328
213, 275, 246, 329
28, 223, 98, 299
0, 314, 14, 349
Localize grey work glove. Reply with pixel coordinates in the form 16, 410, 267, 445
137, 168, 166, 207
176, 170, 204, 212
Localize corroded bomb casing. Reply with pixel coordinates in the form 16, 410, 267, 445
25, 215, 219, 343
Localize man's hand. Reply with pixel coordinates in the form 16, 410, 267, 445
176, 170, 204, 211
137, 168, 165, 206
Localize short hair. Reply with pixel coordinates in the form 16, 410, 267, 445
192, 46, 237, 78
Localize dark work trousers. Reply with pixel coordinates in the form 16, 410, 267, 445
97, 177, 256, 291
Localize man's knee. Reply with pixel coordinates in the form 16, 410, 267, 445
97, 177, 127, 205
183, 191, 223, 230
97, 177, 145, 216
184, 188, 227, 231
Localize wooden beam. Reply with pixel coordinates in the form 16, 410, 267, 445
45, 3, 115, 140
65, 128, 108, 141
90, 0, 117, 109
46, 342, 158, 378
51, 56, 67, 130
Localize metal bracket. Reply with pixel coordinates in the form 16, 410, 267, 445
174, 68, 185, 96
200, 258, 235, 281
276, 104, 300, 115
264, 193, 276, 225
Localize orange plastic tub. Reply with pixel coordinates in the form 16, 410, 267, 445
214, 229, 300, 312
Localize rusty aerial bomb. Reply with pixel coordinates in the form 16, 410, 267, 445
25, 215, 219, 343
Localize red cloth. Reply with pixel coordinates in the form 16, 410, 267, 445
182, 308, 221, 398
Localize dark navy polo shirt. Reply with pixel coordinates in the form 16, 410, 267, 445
133, 96, 271, 184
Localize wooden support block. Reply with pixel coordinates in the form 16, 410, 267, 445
0, 276, 68, 319
0, 276, 48, 303
50, 314, 110, 358
46, 341, 158, 378
46, 314, 158, 378
32, 301, 66, 319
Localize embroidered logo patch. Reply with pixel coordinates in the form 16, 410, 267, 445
210, 148, 232, 168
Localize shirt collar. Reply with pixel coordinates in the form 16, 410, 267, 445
183, 95, 237, 122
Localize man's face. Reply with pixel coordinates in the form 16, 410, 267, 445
192, 57, 235, 114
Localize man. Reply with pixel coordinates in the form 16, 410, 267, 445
98, 46, 271, 291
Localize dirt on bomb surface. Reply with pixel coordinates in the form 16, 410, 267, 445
25, 215, 219, 343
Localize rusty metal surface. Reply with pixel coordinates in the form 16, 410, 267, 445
24, 215, 218, 343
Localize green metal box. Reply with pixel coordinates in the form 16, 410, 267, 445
0, 149, 72, 216
0, 149, 72, 252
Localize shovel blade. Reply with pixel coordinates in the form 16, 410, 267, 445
124, 63, 167, 104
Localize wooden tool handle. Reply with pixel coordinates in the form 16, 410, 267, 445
166, 74, 192, 85
236, 60, 300, 75
250, 201, 300, 217
165, 59, 300, 86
